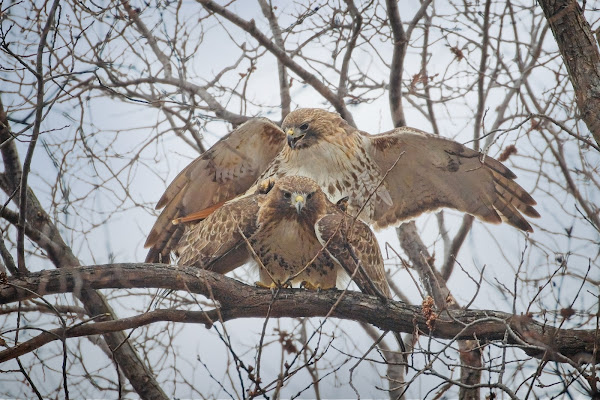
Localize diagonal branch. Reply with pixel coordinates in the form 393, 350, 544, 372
198, 0, 355, 125
0, 95, 168, 399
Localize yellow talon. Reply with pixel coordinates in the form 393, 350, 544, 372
257, 178, 276, 194
300, 281, 322, 291
255, 281, 278, 289
255, 280, 292, 290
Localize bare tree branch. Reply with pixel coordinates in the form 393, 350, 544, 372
538, 0, 600, 147
0, 97, 169, 399
258, 0, 292, 120
0, 263, 596, 366
198, 0, 356, 125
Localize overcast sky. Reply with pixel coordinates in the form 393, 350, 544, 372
2, 1, 599, 398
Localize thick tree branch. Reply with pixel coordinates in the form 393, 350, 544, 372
538, 0, 600, 147
0, 263, 597, 366
397, 222, 483, 400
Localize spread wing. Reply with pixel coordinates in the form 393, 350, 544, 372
145, 119, 285, 262
366, 128, 540, 231
176, 195, 261, 274
315, 212, 390, 299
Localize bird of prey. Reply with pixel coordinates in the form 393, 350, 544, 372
145, 108, 539, 263
176, 175, 390, 298
176, 175, 408, 359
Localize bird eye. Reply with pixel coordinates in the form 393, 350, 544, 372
299, 123, 309, 131
283, 191, 291, 199
307, 192, 313, 199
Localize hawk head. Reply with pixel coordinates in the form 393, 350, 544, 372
263, 176, 328, 222
282, 108, 352, 150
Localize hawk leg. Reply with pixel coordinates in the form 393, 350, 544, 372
255, 280, 292, 289
300, 281, 331, 291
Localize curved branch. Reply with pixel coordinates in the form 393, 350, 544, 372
0, 263, 597, 365
338, 0, 362, 99
386, 0, 433, 128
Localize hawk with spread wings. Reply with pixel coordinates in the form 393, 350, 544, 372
176, 175, 389, 297
145, 108, 539, 263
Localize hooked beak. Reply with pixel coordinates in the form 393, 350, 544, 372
293, 194, 305, 214
286, 128, 305, 149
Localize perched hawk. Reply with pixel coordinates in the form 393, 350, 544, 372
145, 108, 539, 263
177, 176, 389, 298
177, 175, 407, 357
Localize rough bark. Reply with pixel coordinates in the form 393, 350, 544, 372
0, 263, 597, 366
538, 0, 600, 147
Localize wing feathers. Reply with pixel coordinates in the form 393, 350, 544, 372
316, 213, 390, 298
144, 184, 189, 262
480, 153, 517, 179
472, 197, 503, 225
176, 196, 260, 273
145, 118, 285, 262
368, 129, 539, 231
492, 171, 539, 214
491, 187, 533, 232
156, 157, 200, 210
172, 201, 227, 225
